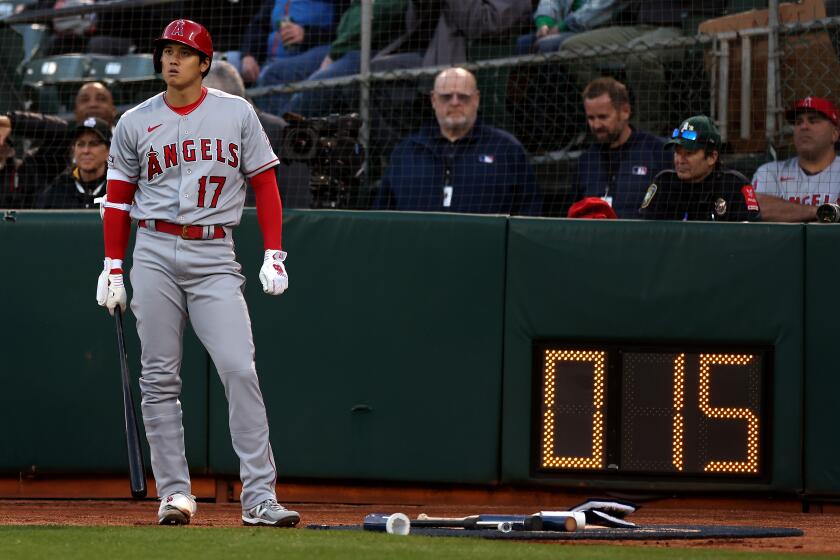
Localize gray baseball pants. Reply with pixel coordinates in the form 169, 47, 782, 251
130, 228, 277, 509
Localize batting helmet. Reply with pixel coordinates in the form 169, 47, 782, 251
153, 19, 214, 77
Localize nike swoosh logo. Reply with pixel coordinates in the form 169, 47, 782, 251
147, 124, 162, 132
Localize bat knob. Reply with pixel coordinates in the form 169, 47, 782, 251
386, 513, 410, 535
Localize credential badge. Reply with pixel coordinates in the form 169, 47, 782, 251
641, 184, 657, 209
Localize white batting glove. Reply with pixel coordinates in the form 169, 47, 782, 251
259, 249, 288, 296
96, 258, 127, 315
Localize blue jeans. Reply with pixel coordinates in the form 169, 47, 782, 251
254, 44, 332, 116
516, 31, 575, 54
288, 50, 362, 117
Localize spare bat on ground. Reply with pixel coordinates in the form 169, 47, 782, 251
415, 511, 586, 532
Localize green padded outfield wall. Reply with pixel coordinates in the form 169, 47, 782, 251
502, 219, 804, 492
803, 224, 840, 497
208, 211, 507, 483
4, 211, 840, 496
0, 212, 209, 474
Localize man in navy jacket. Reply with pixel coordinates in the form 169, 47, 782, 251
374, 67, 541, 215
570, 77, 670, 219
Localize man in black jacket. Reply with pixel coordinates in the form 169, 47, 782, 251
640, 115, 761, 222
0, 81, 116, 209
570, 77, 670, 218
557, 0, 727, 136
36, 117, 110, 209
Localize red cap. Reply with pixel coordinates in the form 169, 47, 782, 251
567, 197, 618, 220
785, 96, 839, 126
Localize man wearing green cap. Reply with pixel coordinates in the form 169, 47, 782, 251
639, 115, 761, 221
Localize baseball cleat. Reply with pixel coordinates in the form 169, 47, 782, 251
158, 492, 197, 525
242, 499, 300, 527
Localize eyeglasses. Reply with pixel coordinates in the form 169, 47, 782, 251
74, 139, 105, 149
433, 91, 476, 104
671, 129, 698, 141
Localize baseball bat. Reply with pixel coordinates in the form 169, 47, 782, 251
114, 307, 147, 499
416, 512, 585, 532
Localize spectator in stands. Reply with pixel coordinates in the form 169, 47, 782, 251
36, 116, 109, 208
569, 77, 669, 219
372, 0, 531, 68
364, 0, 531, 160
73, 81, 118, 124
28, 0, 158, 55
0, 139, 28, 209
507, 0, 625, 154
752, 96, 840, 222
239, 0, 341, 116
516, 0, 614, 55
557, 0, 726, 135
204, 61, 285, 155
34, 0, 99, 55
286, 0, 407, 116
181, 0, 265, 56
204, 60, 310, 208
0, 81, 116, 208
374, 67, 541, 215
640, 115, 761, 222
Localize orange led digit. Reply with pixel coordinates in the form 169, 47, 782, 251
541, 350, 606, 469
672, 353, 685, 471
699, 354, 760, 474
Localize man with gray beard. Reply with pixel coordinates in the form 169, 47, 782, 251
373, 67, 541, 215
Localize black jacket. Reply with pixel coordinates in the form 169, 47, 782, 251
639, 167, 761, 222
36, 167, 106, 209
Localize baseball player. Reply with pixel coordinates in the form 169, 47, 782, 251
95, 19, 299, 527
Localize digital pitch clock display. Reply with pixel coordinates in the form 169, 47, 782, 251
533, 343, 770, 479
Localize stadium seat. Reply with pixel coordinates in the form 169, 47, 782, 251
22, 54, 89, 86
21, 54, 90, 112
87, 53, 161, 105
87, 53, 156, 83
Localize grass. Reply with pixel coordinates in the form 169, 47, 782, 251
0, 526, 823, 560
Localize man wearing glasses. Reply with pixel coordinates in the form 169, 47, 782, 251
752, 96, 840, 222
639, 115, 761, 222
374, 67, 541, 215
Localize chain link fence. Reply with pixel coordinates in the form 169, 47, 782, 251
0, 0, 838, 219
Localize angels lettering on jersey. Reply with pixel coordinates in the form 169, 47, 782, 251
145, 139, 240, 181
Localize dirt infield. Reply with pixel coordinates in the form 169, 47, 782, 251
0, 499, 837, 554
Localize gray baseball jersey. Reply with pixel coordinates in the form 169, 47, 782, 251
108, 87, 282, 509
108, 87, 278, 225
752, 155, 840, 206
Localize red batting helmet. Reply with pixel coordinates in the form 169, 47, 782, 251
154, 19, 214, 77
567, 197, 618, 220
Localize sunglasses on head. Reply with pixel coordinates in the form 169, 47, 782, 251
672, 129, 698, 141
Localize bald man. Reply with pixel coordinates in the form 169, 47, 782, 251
374, 67, 541, 215
0, 81, 117, 208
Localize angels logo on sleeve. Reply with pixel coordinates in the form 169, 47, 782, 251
741, 185, 759, 211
